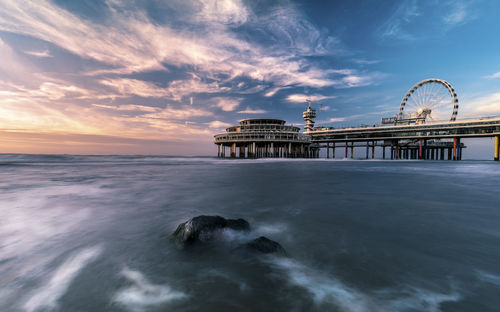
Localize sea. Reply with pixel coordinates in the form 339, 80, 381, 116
1, 154, 500, 312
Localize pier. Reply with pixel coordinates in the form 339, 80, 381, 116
214, 78, 500, 160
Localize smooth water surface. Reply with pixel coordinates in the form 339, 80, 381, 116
1, 155, 499, 311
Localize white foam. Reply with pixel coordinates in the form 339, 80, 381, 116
255, 223, 288, 235
113, 267, 186, 311
380, 287, 460, 312
0, 183, 101, 307
477, 270, 500, 286
269, 257, 460, 312
219, 228, 252, 244
23, 245, 103, 312
270, 257, 371, 312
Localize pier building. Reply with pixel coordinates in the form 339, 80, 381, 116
214, 118, 318, 158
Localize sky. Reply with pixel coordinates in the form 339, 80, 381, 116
1, 0, 500, 155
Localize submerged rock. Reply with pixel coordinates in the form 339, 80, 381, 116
172, 215, 250, 246
245, 236, 287, 256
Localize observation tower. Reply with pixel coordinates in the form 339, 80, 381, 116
302, 99, 317, 132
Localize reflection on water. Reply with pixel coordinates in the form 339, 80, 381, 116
1, 155, 499, 311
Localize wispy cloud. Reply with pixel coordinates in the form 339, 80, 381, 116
378, 0, 419, 40
0, 0, 345, 89
352, 59, 381, 65
328, 117, 345, 122
208, 120, 232, 129
465, 92, 500, 116
91, 104, 158, 112
215, 97, 241, 111
0, 0, 388, 153
195, 0, 249, 25
286, 94, 336, 103
443, 2, 467, 25
483, 71, 500, 79
24, 49, 52, 58
237, 107, 267, 114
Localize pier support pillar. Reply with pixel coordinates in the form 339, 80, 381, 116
230, 143, 236, 158
495, 136, 500, 161
366, 142, 369, 159
423, 140, 428, 160
419, 139, 423, 159
332, 143, 335, 159
372, 142, 375, 159
453, 138, 457, 160
383, 146, 386, 159
457, 138, 462, 160
239, 146, 245, 158
345, 142, 348, 158
327, 143, 330, 159
350, 142, 354, 159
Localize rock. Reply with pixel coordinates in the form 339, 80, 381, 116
172, 215, 250, 246
245, 236, 286, 256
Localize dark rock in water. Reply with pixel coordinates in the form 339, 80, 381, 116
172, 215, 250, 246
245, 236, 286, 256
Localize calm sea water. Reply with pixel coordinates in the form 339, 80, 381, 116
1, 154, 499, 312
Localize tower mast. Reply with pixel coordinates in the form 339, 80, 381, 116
302, 99, 317, 132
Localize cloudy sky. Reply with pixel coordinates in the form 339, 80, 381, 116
1, 0, 499, 155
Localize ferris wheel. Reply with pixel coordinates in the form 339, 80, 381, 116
397, 78, 459, 124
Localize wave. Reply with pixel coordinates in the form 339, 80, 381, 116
23, 245, 103, 312
268, 257, 460, 312
113, 267, 187, 311
476, 270, 500, 286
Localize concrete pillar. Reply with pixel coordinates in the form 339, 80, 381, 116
345, 142, 348, 158
366, 142, 369, 159
332, 143, 335, 159
239, 145, 245, 158
350, 142, 354, 159
424, 140, 428, 160
453, 138, 457, 160
495, 136, 500, 161
383, 146, 386, 159
372, 142, 375, 159
230, 143, 236, 158
419, 139, 423, 159
327, 142, 330, 159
